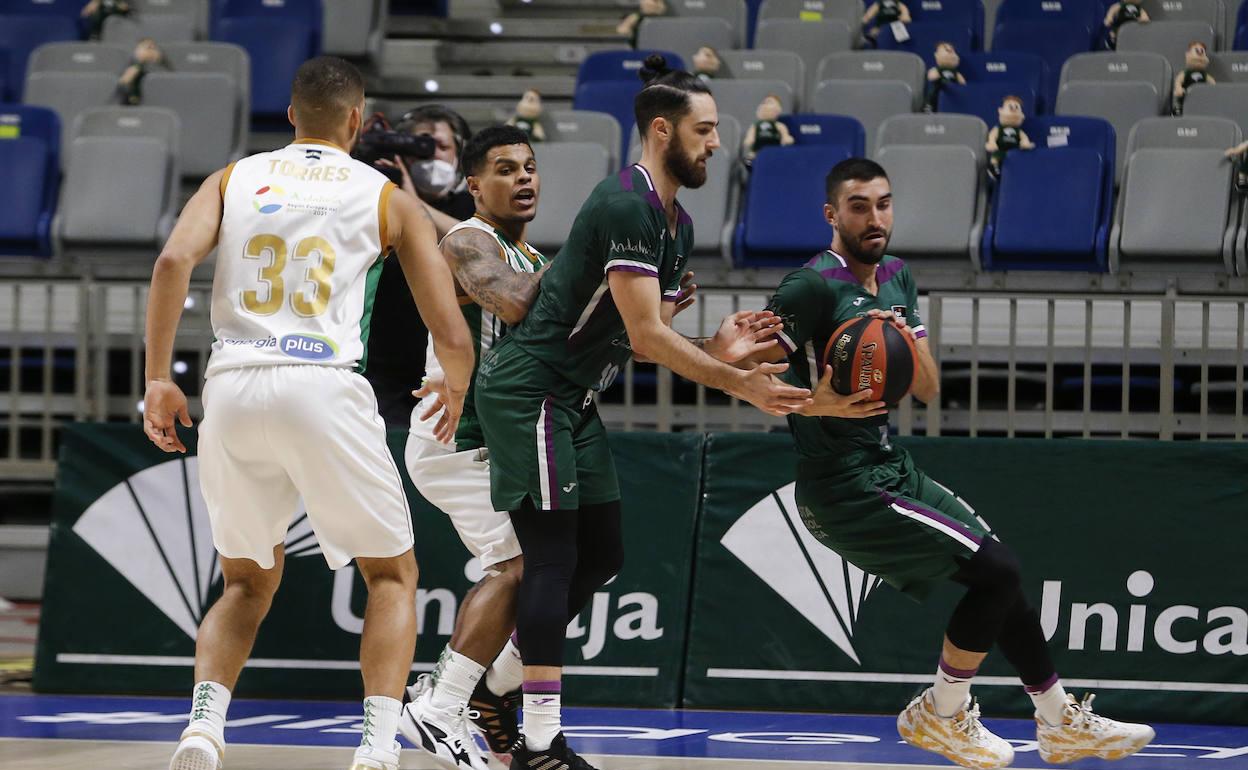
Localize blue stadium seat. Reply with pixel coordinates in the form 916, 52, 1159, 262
0, 0, 82, 17
992, 19, 1093, 109
576, 50, 685, 85
938, 82, 1037, 127
0, 50, 7, 102
780, 113, 865, 155
216, 18, 317, 119
735, 144, 852, 265
961, 51, 1047, 110
573, 80, 641, 166
878, 21, 976, 66
213, 0, 322, 38
982, 146, 1109, 270
993, 0, 1100, 38
910, 0, 985, 49
0, 15, 79, 101
1236, 0, 1248, 49
0, 105, 59, 257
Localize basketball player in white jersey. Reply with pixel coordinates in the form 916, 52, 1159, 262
397, 125, 546, 770
141, 57, 474, 770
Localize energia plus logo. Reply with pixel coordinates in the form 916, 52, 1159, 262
721, 483, 883, 664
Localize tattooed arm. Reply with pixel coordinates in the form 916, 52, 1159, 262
442, 227, 544, 326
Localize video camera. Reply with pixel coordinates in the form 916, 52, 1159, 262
353, 113, 437, 185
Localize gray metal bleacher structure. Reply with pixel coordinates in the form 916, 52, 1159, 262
0, 0, 1246, 507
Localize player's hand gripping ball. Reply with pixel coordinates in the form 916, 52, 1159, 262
824, 316, 917, 405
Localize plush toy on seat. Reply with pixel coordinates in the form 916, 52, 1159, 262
1103, 0, 1150, 49
863, 0, 911, 44
986, 94, 1034, 178
506, 89, 547, 142
618, 0, 668, 47
692, 46, 722, 82
117, 37, 165, 106
924, 41, 966, 113
743, 94, 795, 166
1173, 41, 1214, 117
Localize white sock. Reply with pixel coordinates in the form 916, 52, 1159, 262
429, 649, 485, 713
361, 695, 401, 750
186, 681, 230, 741
931, 660, 976, 718
522, 680, 562, 751
1028, 677, 1070, 726
486, 638, 524, 697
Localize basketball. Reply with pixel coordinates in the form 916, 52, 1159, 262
824, 316, 918, 405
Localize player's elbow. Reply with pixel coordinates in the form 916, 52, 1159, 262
626, 321, 663, 362
912, 378, 939, 405
153, 249, 196, 275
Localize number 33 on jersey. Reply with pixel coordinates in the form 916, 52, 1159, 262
206, 140, 395, 377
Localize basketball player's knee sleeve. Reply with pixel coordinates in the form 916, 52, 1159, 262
509, 499, 579, 667
566, 500, 625, 619
996, 597, 1057, 686
946, 539, 1025, 652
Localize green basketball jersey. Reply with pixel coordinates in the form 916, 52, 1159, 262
422, 215, 548, 449
506, 163, 693, 391
765, 250, 926, 459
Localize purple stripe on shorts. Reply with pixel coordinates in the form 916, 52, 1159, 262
618, 166, 635, 191
939, 658, 979, 680
773, 332, 795, 354
543, 396, 558, 510
606, 264, 659, 276
1025, 673, 1061, 694
879, 490, 983, 548
524, 679, 562, 694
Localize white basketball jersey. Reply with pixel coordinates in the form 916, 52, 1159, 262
206, 139, 394, 377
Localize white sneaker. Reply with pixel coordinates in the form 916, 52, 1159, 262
169, 728, 224, 770
399, 688, 490, 770
897, 688, 1014, 770
350, 739, 401, 770
1036, 693, 1155, 764
405, 673, 432, 705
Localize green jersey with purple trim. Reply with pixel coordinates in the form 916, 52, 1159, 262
505, 163, 693, 390
765, 250, 927, 459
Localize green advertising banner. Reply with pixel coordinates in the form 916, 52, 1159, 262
34, 424, 703, 708
685, 433, 1248, 725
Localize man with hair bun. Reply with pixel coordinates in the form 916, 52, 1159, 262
473, 53, 813, 768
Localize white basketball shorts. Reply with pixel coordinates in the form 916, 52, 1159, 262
198, 365, 414, 570
405, 409, 521, 574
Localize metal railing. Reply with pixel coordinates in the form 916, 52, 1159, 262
1, 281, 1245, 482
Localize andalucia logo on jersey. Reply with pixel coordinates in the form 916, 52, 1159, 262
71, 456, 321, 640
720, 483, 883, 665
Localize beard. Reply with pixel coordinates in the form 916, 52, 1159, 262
839, 226, 889, 264
664, 131, 708, 189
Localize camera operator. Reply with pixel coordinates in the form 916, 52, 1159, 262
357, 105, 475, 426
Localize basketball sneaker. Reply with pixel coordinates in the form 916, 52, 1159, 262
897, 688, 1014, 770
403, 673, 432, 706
349, 739, 400, 770
511, 733, 600, 770
467, 676, 523, 765
399, 687, 489, 770
1036, 693, 1155, 764
169, 727, 223, 770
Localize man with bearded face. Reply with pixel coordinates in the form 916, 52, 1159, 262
472, 54, 813, 768
746, 158, 1156, 770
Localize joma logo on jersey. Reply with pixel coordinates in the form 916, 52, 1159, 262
280, 334, 338, 361
609, 238, 654, 258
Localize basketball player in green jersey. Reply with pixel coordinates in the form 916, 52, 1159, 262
752, 158, 1154, 769
474, 54, 812, 768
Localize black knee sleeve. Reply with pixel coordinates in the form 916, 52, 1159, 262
996, 597, 1058, 687
566, 500, 624, 619
509, 498, 579, 667
946, 538, 1025, 652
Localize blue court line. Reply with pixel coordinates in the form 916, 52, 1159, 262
2, 693, 1247, 768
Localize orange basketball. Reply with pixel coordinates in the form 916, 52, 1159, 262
823, 316, 918, 405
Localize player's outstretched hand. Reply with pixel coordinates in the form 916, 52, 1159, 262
672, 270, 697, 317
143, 379, 192, 453
707, 310, 784, 363
733, 361, 813, 416
799, 365, 888, 418
866, 308, 915, 339
413, 373, 466, 444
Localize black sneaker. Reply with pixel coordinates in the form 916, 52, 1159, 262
467, 676, 522, 758
511, 733, 599, 770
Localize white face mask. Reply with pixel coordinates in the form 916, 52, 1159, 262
410, 158, 460, 197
